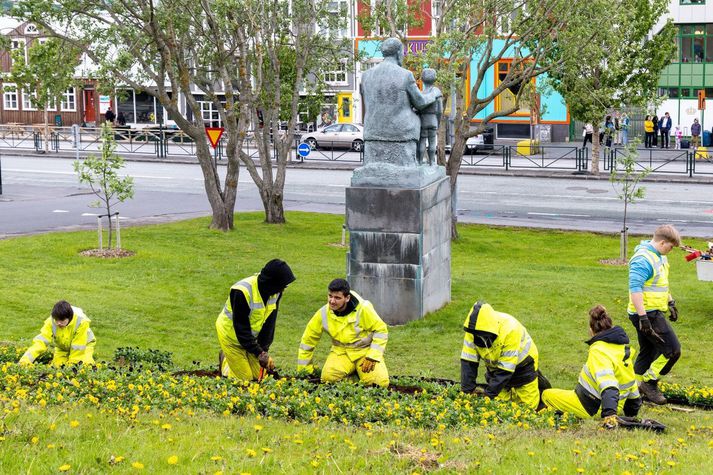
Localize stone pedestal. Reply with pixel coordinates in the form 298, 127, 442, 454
345, 176, 451, 325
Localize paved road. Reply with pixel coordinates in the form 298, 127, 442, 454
1, 155, 712, 238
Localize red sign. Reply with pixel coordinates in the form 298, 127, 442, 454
205, 127, 224, 149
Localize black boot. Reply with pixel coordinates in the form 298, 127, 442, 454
639, 380, 667, 405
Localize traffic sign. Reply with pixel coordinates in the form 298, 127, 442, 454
698, 89, 706, 111
205, 127, 224, 149
297, 142, 311, 158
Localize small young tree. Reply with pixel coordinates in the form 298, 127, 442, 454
74, 122, 134, 248
610, 139, 651, 261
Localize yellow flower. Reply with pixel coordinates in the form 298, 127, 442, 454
261, 447, 273, 453
214, 472, 223, 475
131, 461, 144, 469
31, 436, 39, 444
210, 455, 223, 461
253, 424, 263, 432
47, 444, 56, 449
58, 464, 71, 472
161, 424, 172, 430
527, 451, 534, 456
167, 455, 178, 465
576, 469, 584, 474
70, 420, 80, 428
246, 449, 257, 457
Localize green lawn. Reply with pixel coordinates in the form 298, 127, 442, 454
1, 212, 712, 473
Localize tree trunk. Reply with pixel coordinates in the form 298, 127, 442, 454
446, 131, 468, 240
620, 201, 629, 261
263, 188, 285, 224
194, 139, 236, 231
591, 124, 601, 175
44, 107, 50, 153
105, 202, 113, 249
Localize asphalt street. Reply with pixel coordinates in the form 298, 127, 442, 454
1, 154, 712, 239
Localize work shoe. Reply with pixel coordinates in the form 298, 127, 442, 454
639, 380, 667, 405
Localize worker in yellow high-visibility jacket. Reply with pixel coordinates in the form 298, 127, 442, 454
460, 301, 541, 409
19, 300, 96, 366
216, 259, 296, 381
542, 305, 642, 429
297, 278, 389, 387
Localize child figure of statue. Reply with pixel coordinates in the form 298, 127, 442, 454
417, 68, 443, 166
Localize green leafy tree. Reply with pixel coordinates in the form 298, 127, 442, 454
13, 0, 349, 230
74, 122, 135, 248
541, 0, 675, 175
8, 37, 81, 152
609, 139, 650, 261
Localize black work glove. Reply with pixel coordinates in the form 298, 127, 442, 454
639, 316, 664, 344
668, 300, 679, 322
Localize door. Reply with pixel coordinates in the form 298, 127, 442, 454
83, 89, 96, 124
337, 93, 352, 123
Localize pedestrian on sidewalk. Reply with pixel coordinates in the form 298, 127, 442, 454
621, 112, 630, 146
582, 123, 594, 147
691, 118, 701, 148
644, 115, 654, 148
658, 112, 671, 148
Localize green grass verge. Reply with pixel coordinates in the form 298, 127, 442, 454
1, 211, 712, 472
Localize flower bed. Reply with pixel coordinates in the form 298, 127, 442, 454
0, 345, 576, 430
660, 382, 713, 408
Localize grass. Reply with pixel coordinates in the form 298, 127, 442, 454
1, 211, 712, 473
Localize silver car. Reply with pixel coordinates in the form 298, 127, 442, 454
302, 123, 364, 152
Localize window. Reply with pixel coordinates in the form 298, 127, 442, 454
10, 38, 26, 65
61, 87, 76, 111
360, 59, 381, 72
677, 23, 713, 62
324, 61, 348, 84
198, 97, 226, 127
494, 60, 533, 116
3, 83, 18, 110
680, 0, 705, 4
22, 90, 37, 110
319, 1, 349, 38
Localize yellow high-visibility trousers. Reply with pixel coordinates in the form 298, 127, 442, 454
541, 388, 629, 418
321, 351, 389, 388
217, 335, 261, 381
494, 378, 540, 409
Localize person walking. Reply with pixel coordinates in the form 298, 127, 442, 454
658, 112, 672, 148
691, 118, 702, 149
216, 259, 296, 381
297, 279, 389, 387
542, 305, 641, 428
582, 123, 594, 147
19, 300, 96, 366
644, 115, 654, 148
460, 300, 541, 409
627, 225, 682, 404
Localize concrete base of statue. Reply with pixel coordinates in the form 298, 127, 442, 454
345, 175, 451, 325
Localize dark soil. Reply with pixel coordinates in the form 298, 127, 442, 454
80, 248, 136, 258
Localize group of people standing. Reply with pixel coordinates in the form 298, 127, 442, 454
582, 112, 630, 148
19, 224, 684, 429
643, 112, 674, 149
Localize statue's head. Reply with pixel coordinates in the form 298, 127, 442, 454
381, 38, 404, 65
421, 68, 436, 85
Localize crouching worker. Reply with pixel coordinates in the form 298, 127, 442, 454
542, 305, 642, 428
216, 259, 296, 381
460, 301, 540, 409
297, 279, 389, 387
19, 300, 96, 366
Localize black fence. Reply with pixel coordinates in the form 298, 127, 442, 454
603, 147, 711, 177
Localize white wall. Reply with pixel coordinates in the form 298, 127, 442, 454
656, 98, 710, 135
653, 1, 713, 35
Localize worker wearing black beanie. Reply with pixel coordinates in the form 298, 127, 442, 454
216, 259, 295, 380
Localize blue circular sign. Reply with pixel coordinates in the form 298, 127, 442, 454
297, 143, 311, 158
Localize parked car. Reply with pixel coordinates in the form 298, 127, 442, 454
302, 123, 364, 152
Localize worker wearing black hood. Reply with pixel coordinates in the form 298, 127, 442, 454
542, 305, 642, 428
216, 259, 296, 380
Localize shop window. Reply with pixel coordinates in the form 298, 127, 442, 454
3, 83, 18, 110
494, 60, 532, 116
135, 91, 155, 123
117, 89, 135, 123
681, 87, 691, 97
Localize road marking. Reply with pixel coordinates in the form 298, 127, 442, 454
7, 168, 76, 175
52, 209, 69, 213
528, 212, 591, 217
81, 213, 99, 216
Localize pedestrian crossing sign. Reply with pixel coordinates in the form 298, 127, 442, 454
205, 127, 224, 149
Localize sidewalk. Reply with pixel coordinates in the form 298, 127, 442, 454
2, 141, 712, 185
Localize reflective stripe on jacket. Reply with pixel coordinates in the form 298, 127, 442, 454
297, 291, 388, 368
216, 275, 278, 345
460, 302, 538, 373
19, 307, 96, 365
575, 340, 639, 415
627, 246, 670, 313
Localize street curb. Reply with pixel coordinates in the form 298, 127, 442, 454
3, 148, 712, 184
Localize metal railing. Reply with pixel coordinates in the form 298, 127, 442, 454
602, 147, 707, 177
505, 144, 589, 172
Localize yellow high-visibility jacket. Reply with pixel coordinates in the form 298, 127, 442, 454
575, 326, 640, 416
297, 292, 388, 369
216, 275, 278, 346
19, 307, 96, 366
627, 245, 670, 313
461, 303, 538, 374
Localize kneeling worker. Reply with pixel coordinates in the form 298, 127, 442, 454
19, 300, 96, 366
542, 305, 641, 428
297, 279, 389, 387
216, 259, 296, 380
460, 301, 540, 409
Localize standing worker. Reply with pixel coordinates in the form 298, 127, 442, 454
297, 279, 389, 387
216, 259, 296, 381
542, 305, 642, 428
627, 224, 682, 404
19, 300, 96, 366
460, 301, 541, 409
